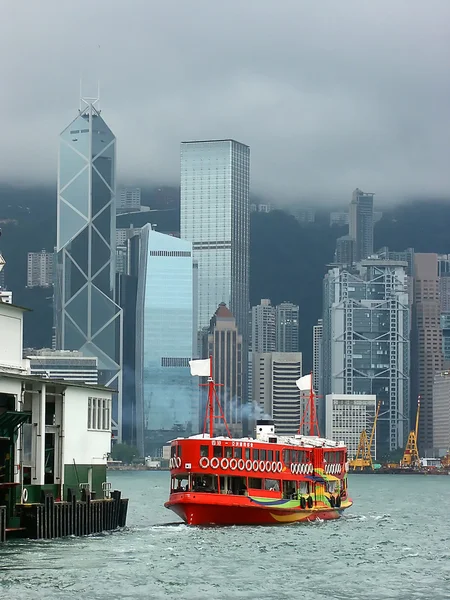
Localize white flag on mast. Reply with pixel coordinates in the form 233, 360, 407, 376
296, 373, 312, 392
189, 359, 210, 377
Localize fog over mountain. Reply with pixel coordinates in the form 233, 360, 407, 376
0, 1, 449, 204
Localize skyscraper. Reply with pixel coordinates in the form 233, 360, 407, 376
251, 299, 276, 353
413, 253, 444, 452
203, 303, 243, 437
322, 258, 410, 453
54, 97, 123, 439
312, 318, 323, 394
27, 250, 54, 288
117, 186, 141, 214
135, 226, 196, 457
349, 188, 375, 262
252, 352, 302, 436
275, 302, 299, 352
180, 140, 250, 344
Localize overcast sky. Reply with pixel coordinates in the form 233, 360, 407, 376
0, 0, 449, 204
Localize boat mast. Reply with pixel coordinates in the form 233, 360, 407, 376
298, 371, 320, 436
208, 355, 214, 438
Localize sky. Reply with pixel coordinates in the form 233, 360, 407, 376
0, 0, 449, 204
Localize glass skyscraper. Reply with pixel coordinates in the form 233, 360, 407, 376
180, 140, 250, 344
136, 226, 197, 456
54, 98, 123, 438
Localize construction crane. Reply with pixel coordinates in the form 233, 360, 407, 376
400, 396, 421, 468
350, 400, 381, 470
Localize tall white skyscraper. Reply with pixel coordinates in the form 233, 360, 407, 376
275, 302, 299, 352
312, 318, 323, 393
180, 139, 250, 343
27, 250, 54, 288
349, 188, 375, 262
251, 299, 276, 353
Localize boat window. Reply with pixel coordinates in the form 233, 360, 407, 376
171, 475, 189, 493
283, 449, 291, 465
177, 444, 182, 458
252, 448, 259, 460
192, 474, 218, 493
327, 481, 337, 493
213, 446, 223, 458
264, 478, 280, 491
234, 447, 242, 459
267, 450, 273, 461
200, 445, 209, 457
298, 480, 309, 495
260, 449, 266, 460
171, 445, 176, 458
245, 448, 251, 460
224, 446, 233, 458
282, 480, 297, 499
220, 476, 248, 495
248, 477, 262, 489
275, 450, 280, 462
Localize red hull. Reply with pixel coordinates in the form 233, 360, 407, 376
165, 493, 351, 526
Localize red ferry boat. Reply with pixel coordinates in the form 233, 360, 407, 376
164, 359, 352, 526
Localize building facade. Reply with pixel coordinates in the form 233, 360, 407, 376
413, 253, 444, 452
54, 98, 123, 439
203, 304, 243, 437
322, 259, 410, 453
117, 186, 141, 214
27, 250, 54, 288
180, 139, 250, 346
136, 226, 196, 457
252, 352, 302, 436
251, 299, 276, 353
432, 371, 450, 455
325, 394, 377, 460
27, 349, 98, 385
312, 318, 323, 394
349, 188, 374, 262
275, 302, 299, 353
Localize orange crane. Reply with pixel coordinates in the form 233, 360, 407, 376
400, 396, 420, 468
350, 400, 381, 470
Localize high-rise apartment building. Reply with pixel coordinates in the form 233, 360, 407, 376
54, 98, 123, 440
117, 186, 141, 214
335, 235, 355, 266
135, 226, 196, 456
27, 349, 98, 384
180, 140, 250, 345
312, 319, 323, 394
325, 394, 377, 460
275, 302, 299, 353
27, 250, 54, 288
432, 371, 450, 454
252, 352, 302, 436
322, 258, 410, 452
349, 188, 374, 262
203, 304, 243, 437
413, 253, 444, 452
251, 299, 276, 353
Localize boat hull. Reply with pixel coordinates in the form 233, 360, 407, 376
165, 493, 352, 526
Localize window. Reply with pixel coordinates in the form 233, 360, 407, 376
200, 445, 209, 457
248, 477, 262, 489
252, 448, 259, 460
234, 447, 242, 459
213, 446, 222, 458
225, 446, 232, 458
87, 397, 111, 431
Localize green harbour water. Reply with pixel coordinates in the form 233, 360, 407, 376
1, 471, 449, 600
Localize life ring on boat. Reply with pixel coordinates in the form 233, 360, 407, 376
300, 496, 306, 509
210, 457, 219, 469
21, 488, 28, 503
329, 495, 336, 507
290, 463, 296, 474
252, 460, 259, 471
259, 461, 266, 472
199, 456, 209, 469
265, 461, 272, 473
308, 464, 314, 474
331, 464, 335, 474
220, 458, 229, 470
245, 459, 253, 470
174, 457, 181, 468
276, 461, 283, 473
307, 496, 314, 509
299, 464, 304, 475
272, 462, 278, 473
337, 464, 342, 474
237, 459, 245, 471
229, 458, 238, 470
345, 461, 349, 472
